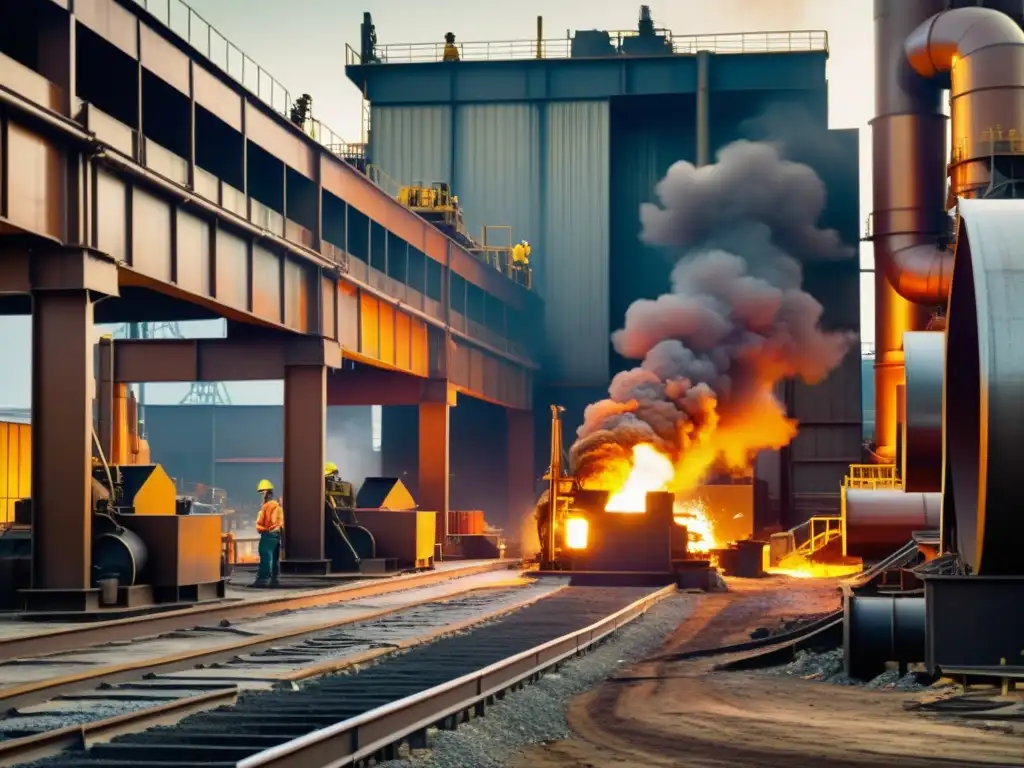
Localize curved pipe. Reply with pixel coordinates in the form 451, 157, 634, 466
873, 4, 1024, 307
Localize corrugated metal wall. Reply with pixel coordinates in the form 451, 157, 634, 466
370, 106, 452, 188
543, 101, 610, 385
369, 100, 610, 387
454, 104, 540, 253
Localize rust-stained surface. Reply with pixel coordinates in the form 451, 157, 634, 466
326, 367, 455, 407
110, 337, 342, 383
282, 365, 328, 564
418, 402, 451, 523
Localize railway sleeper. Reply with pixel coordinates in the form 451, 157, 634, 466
113, 732, 293, 748
89, 742, 266, 762
50, 762, 237, 768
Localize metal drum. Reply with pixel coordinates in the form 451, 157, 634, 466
92, 526, 149, 586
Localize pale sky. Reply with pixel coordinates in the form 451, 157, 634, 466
1, 0, 883, 408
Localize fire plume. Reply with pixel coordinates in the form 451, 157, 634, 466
593, 443, 719, 553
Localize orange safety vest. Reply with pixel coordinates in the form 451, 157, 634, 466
256, 500, 284, 533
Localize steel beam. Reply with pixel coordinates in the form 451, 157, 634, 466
418, 402, 451, 539
109, 337, 341, 383
281, 365, 329, 574
0, 245, 119, 296
326, 367, 455, 407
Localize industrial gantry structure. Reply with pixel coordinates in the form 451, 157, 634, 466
0, 0, 540, 611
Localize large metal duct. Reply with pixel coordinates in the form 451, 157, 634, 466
871, 1, 1024, 461
901, 331, 944, 492
843, 488, 940, 561
843, 593, 925, 681
944, 198, 1024, 575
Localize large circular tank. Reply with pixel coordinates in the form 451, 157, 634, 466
902, 331, 944, 492
92, 527, 148, 586
945, 199, 1024, 575
843, 489, 940, 561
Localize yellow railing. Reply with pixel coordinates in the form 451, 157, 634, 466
347, 30, 828, 66
952, 127, 1024, 163
844, 463, 901, 490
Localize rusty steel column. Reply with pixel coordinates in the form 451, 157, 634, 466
506, 408, 535, 535
30, 290, 95, 595
281, 364, 329, 573
419, 401, 450, 542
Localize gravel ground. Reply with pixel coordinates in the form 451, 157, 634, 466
0, 697, 202, 741
764, 647, 933, 691
377, 592, 695, 768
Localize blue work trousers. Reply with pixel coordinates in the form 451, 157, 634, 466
256, 531, 281, 583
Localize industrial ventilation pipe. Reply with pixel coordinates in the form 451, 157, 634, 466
871, 0, 1024, 461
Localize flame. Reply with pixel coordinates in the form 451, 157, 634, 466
595, 443, 720, 553
605, 444, 674, 512
672, 498, 717, 553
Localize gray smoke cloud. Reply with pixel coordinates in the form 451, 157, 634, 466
571, 139, 857, 493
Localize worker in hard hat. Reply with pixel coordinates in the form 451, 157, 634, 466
513, 240, 531, 265
252, 479, 284, 588
443, 32, 460, 62
325, 461, 339, 479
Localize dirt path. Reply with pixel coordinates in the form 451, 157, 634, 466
511, 577, 1024, 768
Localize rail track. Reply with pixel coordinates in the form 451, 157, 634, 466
0, 571, 555, 723
3, 584, 676, 768
0, 561, 516, 662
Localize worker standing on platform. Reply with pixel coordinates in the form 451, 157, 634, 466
511, 240, 531, 284
443, 32, 460, 62
252, 479, 284, 588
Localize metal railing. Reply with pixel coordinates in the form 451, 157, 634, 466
131, 0, 292, 114
952, 127, 1024, 163
790, 515, 843, 557
130, 0, 369, 159
844, 463, 900, 490
348, 29, 828, 65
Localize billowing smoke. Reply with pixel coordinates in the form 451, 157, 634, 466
570, 139, 856, 492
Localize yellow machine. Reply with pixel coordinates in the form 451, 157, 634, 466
398, 181, 467, 229
396, 181, 534, 290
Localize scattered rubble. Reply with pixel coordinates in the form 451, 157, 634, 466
764, 647, 934, 691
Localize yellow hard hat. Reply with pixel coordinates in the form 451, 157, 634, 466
325, 461, 339, 477
257, 479, 274, 493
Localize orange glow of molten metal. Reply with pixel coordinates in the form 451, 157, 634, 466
604, 444, 674, 512
598, 443, 720, 553
672, 498, 717, 553
767, 557, 862, 580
